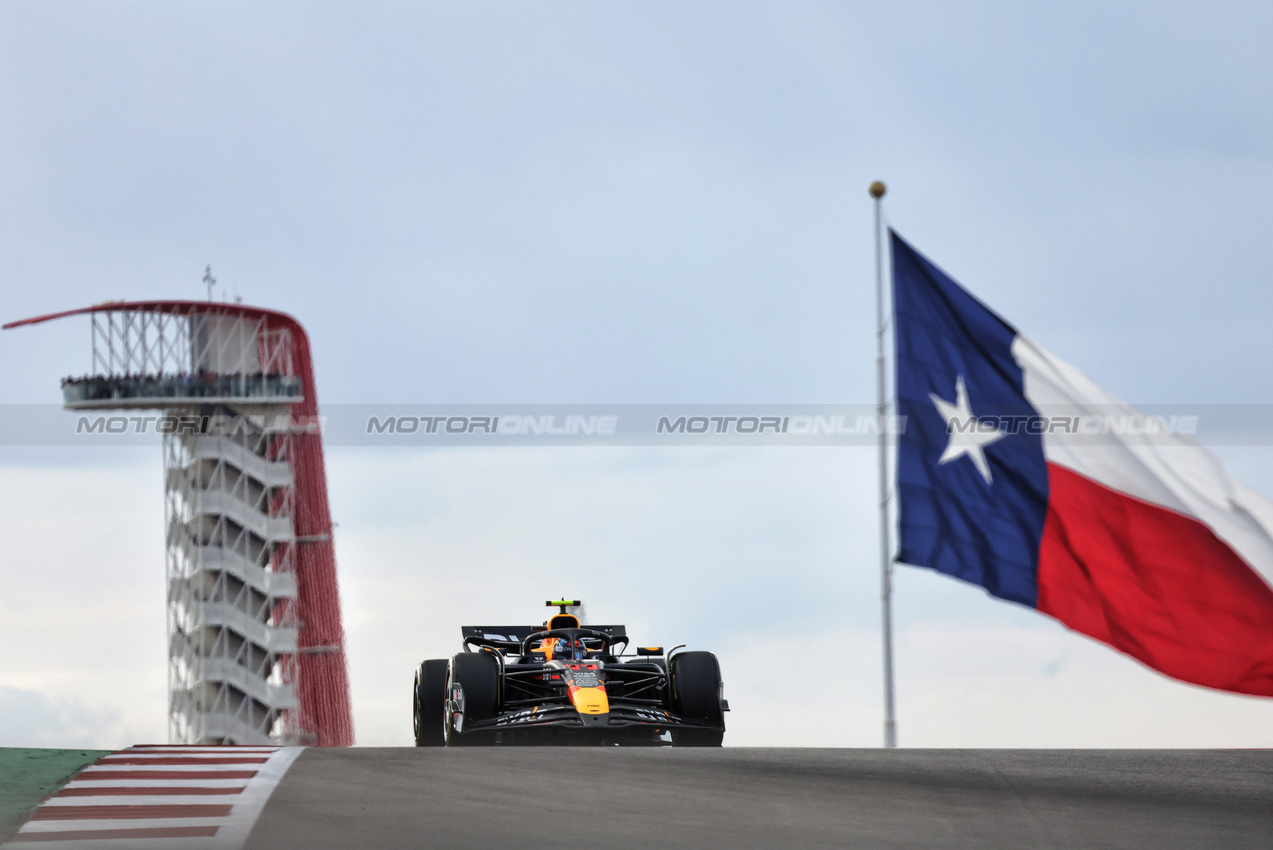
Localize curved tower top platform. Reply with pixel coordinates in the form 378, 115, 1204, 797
5, 300, 355, 747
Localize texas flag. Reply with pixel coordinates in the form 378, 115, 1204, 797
892, 231, 1273, 696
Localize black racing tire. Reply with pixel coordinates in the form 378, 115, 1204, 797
669, 651, 725, 747
444, 652, 499, 746
414, 659, 448, 747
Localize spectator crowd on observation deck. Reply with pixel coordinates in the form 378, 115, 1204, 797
61, 371, 303, 404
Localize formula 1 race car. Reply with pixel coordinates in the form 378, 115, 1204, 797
413, 601, 728, 747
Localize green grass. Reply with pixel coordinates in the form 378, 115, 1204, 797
0, 748, 110, 840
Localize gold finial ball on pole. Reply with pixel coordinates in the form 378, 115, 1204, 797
869, 181, 887, 199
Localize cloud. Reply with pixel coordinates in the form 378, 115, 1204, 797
896, 620, 1273, 748
0, 461, 168, 749
0, 686, 120, 749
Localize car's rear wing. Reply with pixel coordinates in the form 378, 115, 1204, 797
461, 625, 627, 643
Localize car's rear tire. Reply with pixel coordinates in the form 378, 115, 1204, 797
414, 659, 448, 747
444, 652, 499, 746
669, 651, 725, 747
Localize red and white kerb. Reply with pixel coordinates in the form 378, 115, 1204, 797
2, 745, 303, 849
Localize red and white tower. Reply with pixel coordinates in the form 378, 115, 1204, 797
5, 301, 355, 746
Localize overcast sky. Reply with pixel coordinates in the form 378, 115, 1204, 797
2, 2, 1273, 748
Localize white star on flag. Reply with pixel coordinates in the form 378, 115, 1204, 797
929, 375, 1005, 484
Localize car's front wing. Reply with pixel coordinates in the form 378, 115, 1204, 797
468, 701, 719, 734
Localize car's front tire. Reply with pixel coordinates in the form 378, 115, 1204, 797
669, 651, 725, 747
414, 659, 448, 747
444, 652, 499, 746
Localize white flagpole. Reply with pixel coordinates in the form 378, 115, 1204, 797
870, 180, 897, 749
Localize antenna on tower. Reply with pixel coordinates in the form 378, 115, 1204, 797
203, 265, 217, 302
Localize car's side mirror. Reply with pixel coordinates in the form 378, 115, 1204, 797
635, 646, 663, 657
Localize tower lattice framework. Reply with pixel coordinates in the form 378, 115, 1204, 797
4, 301, 355, 746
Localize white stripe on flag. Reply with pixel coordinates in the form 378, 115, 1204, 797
1013, 334, 1273, 586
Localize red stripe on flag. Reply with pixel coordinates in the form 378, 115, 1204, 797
1037, 463, 1273, 695
56, 787, 245, 797
74, 770, 257, 780
31, 804, 233, 820
8, 826, 220, 842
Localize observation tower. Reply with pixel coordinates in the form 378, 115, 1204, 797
4, 301, 354, 746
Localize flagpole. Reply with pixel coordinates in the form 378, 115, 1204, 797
870, 180, 897, 749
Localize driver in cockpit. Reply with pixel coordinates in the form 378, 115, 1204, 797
532, 635, 588, 662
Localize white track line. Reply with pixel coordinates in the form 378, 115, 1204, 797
61, 780, 249, 789
77, 765, 261, 774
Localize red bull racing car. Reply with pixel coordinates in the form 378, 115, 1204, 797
413, 601, 728, 746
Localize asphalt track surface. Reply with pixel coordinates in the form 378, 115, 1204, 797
245, 748, 1273, 850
